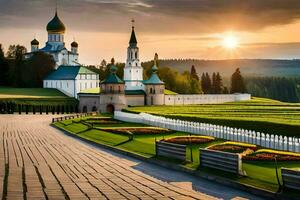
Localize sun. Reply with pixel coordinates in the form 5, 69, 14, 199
222, 35, 239, 49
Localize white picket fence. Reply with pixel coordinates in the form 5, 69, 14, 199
114, 111, 300, 153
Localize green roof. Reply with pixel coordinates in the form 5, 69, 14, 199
125, 90, 145, 95
102, 73, 124, 84
164, 89, 177, 95
143, 73, 164, 85
79, 87, 101, 94
44, 65, 96, 80
47, 12, 66, 33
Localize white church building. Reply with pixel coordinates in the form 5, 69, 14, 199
25, 10, 99, 98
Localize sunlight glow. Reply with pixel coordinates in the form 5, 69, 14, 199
223, 34, 239, 49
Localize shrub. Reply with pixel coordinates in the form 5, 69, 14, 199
208, 142, 257, 154
164, 136, 214, 145
243, 149, 300, 161
100, 127, 174, 135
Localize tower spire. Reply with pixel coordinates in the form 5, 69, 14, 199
129, 19, 137, 45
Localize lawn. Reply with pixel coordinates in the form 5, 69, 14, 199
0, 87, 70, 99
124, 97, 300, 137
0, 87, 77, 106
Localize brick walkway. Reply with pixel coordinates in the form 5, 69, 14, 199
0, 115, 220, 200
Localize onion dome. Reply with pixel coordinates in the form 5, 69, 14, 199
46, 12, 66, 33
101, 58, 124, 84
71, 41, 78, 48
31, 38, 39, 45
143, 54, 164, 85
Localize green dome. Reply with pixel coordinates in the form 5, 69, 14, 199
31, 38, 39, 45
47, 12, 66, 33
71, 41, 78, 47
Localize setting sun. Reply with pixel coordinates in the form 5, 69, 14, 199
223, 34, 239, 49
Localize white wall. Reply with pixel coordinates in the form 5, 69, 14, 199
43, 80, 75, 97
164, 94, 251, 105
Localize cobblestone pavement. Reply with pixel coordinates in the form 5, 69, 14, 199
0, 115, 262, 200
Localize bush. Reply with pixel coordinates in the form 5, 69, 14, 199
164, 136, 214, 145
100, 127, 174, 135
244, 149, 300, 161
208, 142, 257, 154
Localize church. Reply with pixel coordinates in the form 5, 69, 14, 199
25, 10, 99, 98
78, 25, 251, 113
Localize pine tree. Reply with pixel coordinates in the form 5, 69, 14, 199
201, 73, 206, 93
215, 72, 223, 94
190, 65, 199, 81
212, 72, 217, 94
230, 68, 246, 93
205, 73, 212, 94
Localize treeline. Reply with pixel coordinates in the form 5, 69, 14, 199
245, 77, 300, 102
0, 44, 55, 87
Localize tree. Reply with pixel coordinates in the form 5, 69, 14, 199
21, 52, 55, 87
6, 45, 27, 86
190, 65, 199, 81
230, 68, 246, 93
0, 44, 9, 86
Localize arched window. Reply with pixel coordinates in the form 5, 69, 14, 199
110, 86, 113, 92
150, 88, 153, 94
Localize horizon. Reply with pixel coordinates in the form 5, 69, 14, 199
2, 0, 300, 65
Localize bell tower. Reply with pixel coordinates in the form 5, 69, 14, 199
123, 20, 144, 91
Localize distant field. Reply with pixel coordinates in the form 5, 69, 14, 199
0, 87, 77, 105
124, 97, 300, 137
0, 87, 70, 99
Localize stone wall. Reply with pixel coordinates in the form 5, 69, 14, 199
78, 94, 100, 112
126, 95, 145, 106
164, 94, 251, 105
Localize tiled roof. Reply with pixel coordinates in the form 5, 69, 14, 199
44, 65, 96, 80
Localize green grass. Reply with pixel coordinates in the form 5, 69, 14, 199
0, 87, 77, 106
0, 87, 69, 99
118, 132, 188, 156
79, 129, 129, 146
124, 97, 300, 137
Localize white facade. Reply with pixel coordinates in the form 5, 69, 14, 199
43, 73, 99, 98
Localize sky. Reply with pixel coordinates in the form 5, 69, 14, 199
1, 0, 300, 65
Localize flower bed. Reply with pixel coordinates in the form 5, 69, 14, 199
100, 127, 174, 135
164, 136, 214, 145
243, 149, 300, 161
84, 117, 121, 124
208, 142, 257, 154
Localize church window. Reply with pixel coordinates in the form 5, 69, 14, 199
150, 88, 153, 94
110, 86, 113, 93
118, 86, 121, 93
135, 52, 138, 58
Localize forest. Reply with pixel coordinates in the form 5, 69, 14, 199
0, 44, 299, 102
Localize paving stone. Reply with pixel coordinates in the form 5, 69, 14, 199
0, 115, 220, 200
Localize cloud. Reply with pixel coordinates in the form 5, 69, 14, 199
1, 0, 300, 34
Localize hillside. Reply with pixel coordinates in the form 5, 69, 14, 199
124, 97, 300, 137
143, 59, 300, 77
